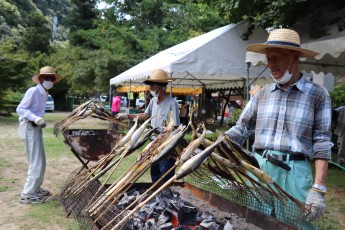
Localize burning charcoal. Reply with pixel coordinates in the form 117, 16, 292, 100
224, 221, 234, 230
144, 218, 157, 230
158, 222, 174, 230
199, 220, 220, 230
165, 205, 178, 219
194, 226, 202, 230
134, 210, 149, 221
177, 204, 198, 225
173, 226, 193, 230
157, 211, 170, 225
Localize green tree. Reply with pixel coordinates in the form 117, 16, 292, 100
22, 13, 51, 53
207, 0, 345, 38
330, 84, 345, 108
0, 40, 31, 109
66, 0, 98, 46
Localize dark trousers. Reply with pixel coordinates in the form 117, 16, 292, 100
180, 116, 189, 126
111, 112, 119, 130
150, 158, 176, 183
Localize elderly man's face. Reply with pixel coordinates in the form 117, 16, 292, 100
265, 48, 298, 79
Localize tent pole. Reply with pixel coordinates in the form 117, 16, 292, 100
246, 62, 250, 150
246, 62, 250, 101
129, 80, 132, 127
109, 85, 112, 110
169, 72, 173, 97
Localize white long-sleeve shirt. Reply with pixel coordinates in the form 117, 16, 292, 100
16, 84, 48, 122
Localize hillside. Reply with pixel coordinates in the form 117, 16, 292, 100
0, 0, 71, 41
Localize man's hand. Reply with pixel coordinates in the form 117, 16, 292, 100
34, 117, 45, 126
305, 189, 326, 222
115, 113, 128, 120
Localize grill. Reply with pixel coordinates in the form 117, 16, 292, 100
56, 166, 299, 230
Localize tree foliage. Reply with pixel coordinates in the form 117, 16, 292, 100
208, 0, 345, 38
22, 13, 51, 53
330, 84, 345, 108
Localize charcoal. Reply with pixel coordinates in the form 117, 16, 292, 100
157, 211, 170, 225
118, 193, 136, 207
174, 226, 193, 230
158, 222, 174, 230
154, 194, 166, 211
144, 218, 157, 230
134, 210, 149, 220
200, 212, 216, 222
165, 205, 178, 218
177, 204, 198, 225
127, 217, 143, 230
200, 220, 220, 230
224, 221, 234, 230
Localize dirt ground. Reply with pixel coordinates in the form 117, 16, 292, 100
0, 112, 82, 230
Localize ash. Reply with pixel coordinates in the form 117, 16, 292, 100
170, 186, 262, 230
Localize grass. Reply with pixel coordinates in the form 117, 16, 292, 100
1, 112, 344, 229
24, 200, 79, 230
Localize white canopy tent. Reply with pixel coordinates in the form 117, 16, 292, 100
110, 20, 270, 90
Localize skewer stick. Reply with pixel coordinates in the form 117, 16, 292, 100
109, 176, 177, 230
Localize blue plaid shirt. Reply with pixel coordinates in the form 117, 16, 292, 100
225, 75, 333, 159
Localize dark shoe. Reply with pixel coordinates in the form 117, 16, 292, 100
37, 188, 51, 196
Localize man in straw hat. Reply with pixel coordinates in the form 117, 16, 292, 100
225, 29, 332, 228
17, 66, 61, 204
116, 68, 180, 183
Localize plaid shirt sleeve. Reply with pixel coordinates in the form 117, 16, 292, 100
224, 94, 258, 145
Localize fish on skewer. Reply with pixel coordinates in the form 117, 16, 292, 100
87, 112, 177, 215
102, 123, 206, 229
109, 136, 224, 230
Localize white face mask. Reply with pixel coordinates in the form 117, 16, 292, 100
272, 56, 295, 85
272, 69, 293, 84
42, 81, 54, 90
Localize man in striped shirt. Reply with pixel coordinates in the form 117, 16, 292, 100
225, 29, 332, 228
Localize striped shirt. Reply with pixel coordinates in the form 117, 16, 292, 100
225, 75, 333, 159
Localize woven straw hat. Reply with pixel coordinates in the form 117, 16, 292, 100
143, 68, 173, 86
32, 66, 61, 83
246, 28, 318, 58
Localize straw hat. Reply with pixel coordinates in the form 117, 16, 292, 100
32, 66, 62, 83
246, 28, 318, 58
143, 69, 173, 86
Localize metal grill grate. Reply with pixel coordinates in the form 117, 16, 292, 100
184, 164, 315, 229
55, 161, 316, 229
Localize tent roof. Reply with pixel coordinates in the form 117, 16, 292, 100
116, 86, 202, 95
110, 21, 270, 89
